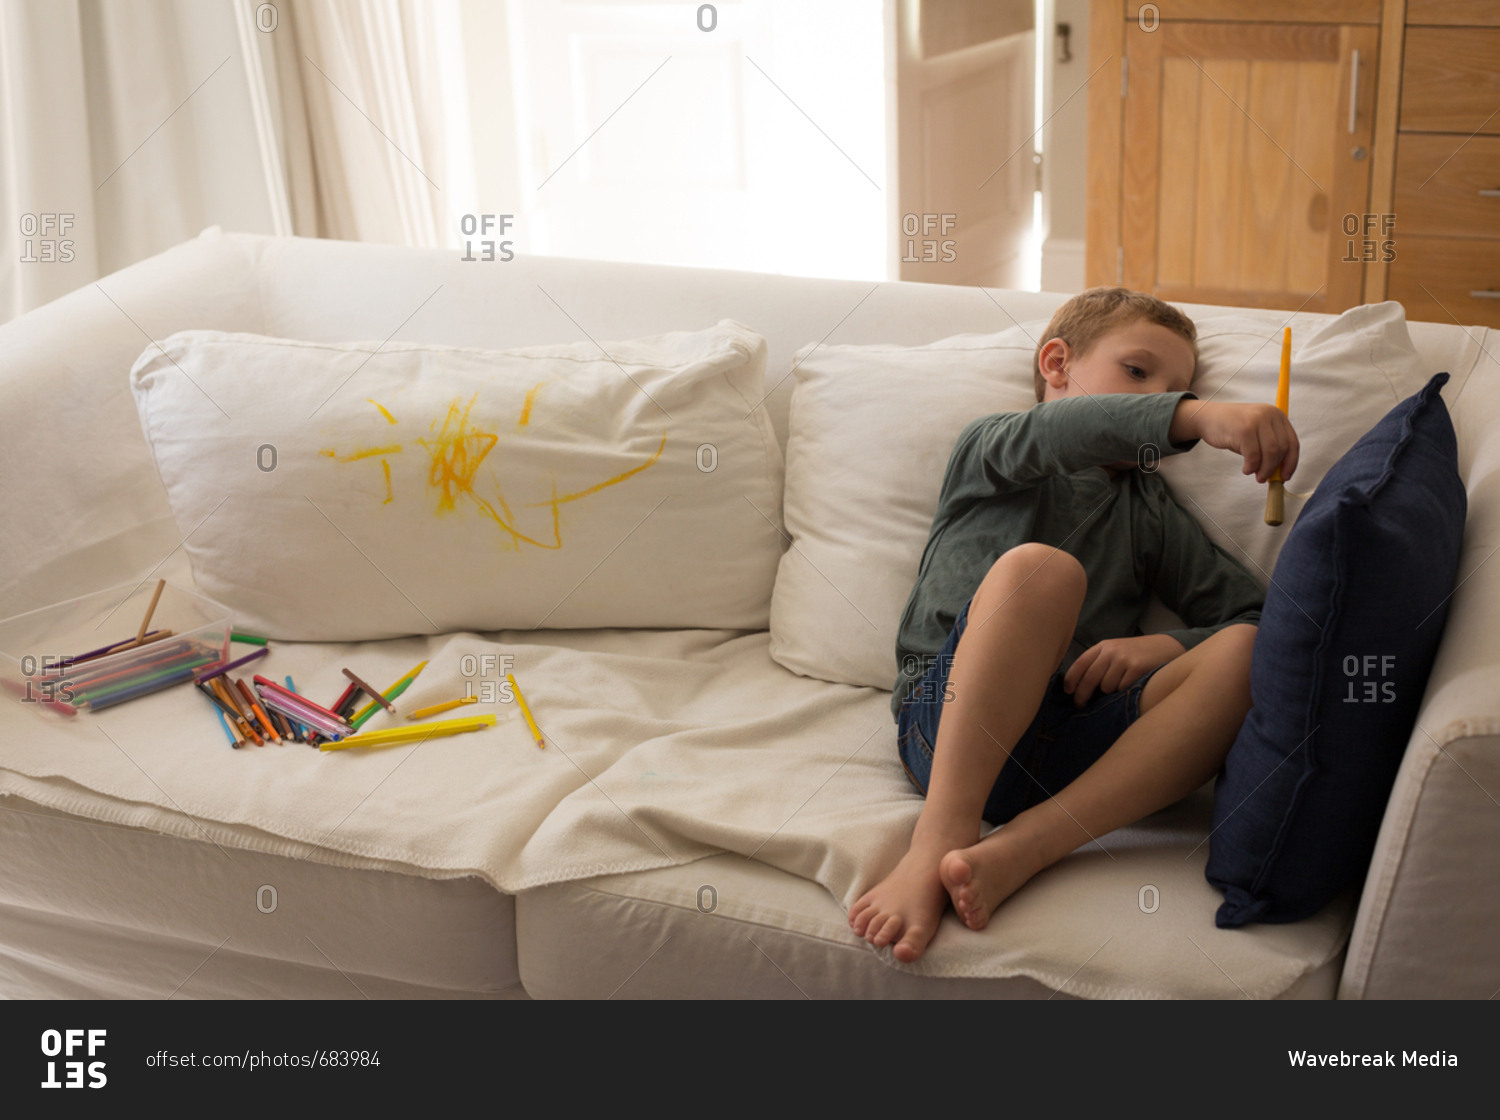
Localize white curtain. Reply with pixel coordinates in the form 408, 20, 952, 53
0, 0, 462, 324
257, 0, 452, 245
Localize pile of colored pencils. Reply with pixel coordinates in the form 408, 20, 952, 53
197, 656, 431, 749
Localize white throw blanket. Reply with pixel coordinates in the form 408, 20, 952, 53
0, 618, 1349, 995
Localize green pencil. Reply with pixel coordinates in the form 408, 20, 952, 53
349, 675, 416, 730
230, 632, 270, 646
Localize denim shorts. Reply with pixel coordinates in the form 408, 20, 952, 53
896, 597, 1166, 826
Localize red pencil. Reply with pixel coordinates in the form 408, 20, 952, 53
252, 675, 351, 725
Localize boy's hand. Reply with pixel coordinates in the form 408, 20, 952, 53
1170, 400, 1300, 484
1064, 634, 1186, 707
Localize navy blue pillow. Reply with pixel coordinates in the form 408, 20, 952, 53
1206, 372, 1466, 928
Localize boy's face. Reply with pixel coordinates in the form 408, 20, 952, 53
1038, 318, 1196, 403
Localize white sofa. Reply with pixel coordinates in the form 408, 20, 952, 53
1, 230, 1496, 999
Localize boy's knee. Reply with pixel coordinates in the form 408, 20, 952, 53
1211, 623, 1258, 663
978, 543, 1086, 608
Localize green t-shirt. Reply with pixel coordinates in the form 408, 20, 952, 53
891, 390, 1264, 720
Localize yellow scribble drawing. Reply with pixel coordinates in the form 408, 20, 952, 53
367, 399, 399, 425
517, 382, 543, 427
321, 391, 665, 549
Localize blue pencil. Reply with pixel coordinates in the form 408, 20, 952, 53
214, 705, 241, 749
284, 675, 314, 744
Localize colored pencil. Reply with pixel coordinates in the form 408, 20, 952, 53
1266, 327, 1292, 526
56, 629, 169, 667
212, 676, 261, 745
81, 664, 202, 710
283, 675, 315, 745
58, 640, 199, 686
407, 695, 478, 720
253, 675, 349, 725
196, 680, 240, 722
195, 647, 269, 684
320, 713, 496, 751
331, 682, 361, 717
256, 689, 348, 740
349, 676, 417, 730
235, 678, 281, 743
269, 706, 296, 742
507, 673, 545, 749
213, 705, 242, 749
135, 579, 166, 644
230, 632, 270, 646
342, 667, 396, 714
69, 651, 218, 700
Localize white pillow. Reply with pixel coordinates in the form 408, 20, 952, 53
131, 321, 785, 640
769, 301, 1431, 689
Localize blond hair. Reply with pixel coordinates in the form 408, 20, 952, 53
1032, 287, 1198, 401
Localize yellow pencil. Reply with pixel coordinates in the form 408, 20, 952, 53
320, 713, 496, 751
1265, 326, 1292, 526
407, 695, 478, 720
507, 672, 545, 749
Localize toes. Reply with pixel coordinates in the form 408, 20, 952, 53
892, 925, 933, 963
869, 913, 903, 948
939, 851, 974, 892
848, 896, 873, 931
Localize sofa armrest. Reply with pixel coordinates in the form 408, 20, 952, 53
0, 230, 264, 617
1340, 333, 1500, 998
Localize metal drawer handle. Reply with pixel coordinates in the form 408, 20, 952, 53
1471, 290, 1500, 300
1481, 189, 1500, 197
1348, 49, 1360, 134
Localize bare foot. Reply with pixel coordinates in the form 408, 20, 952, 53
939, 830, 1043, 931
848, 838, 960, 963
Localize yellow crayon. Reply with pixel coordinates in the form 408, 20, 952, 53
320, 713, 496, 751
407, 695, 479, 720
507, 672, 545, 749
1265, 327, 1292, 527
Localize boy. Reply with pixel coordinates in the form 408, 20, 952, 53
849, 287, 1298, 964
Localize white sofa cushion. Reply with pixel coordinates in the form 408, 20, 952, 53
129, 322, 785, 639
769, 301, 1434, 689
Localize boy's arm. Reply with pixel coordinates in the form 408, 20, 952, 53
939, 391, 1200, 508
1151, 497, 1265, 652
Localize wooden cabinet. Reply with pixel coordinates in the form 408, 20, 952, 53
1088, 0, 1500, 327
1375, 12, 1500, 328
1087, 0, 1382, 314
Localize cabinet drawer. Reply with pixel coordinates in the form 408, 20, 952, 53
1388, 237, 1500, 328
1394, 134, 1500, 239
1406, 0, 1500, 27
1402, 29, 1500, 134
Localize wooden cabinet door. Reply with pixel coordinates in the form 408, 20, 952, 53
1121, 21, 1377, 313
